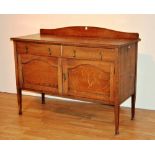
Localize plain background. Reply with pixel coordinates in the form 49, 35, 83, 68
0, 14, 155, 110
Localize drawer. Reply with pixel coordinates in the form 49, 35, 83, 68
16, 42, 61, 57
62, 46, 117, 61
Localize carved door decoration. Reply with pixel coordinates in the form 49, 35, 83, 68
62, 59, 114, 102
18, 54, 60, 94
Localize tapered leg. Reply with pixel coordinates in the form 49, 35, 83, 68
17, 88, 22, 115
42, 93, 45, 104
114, 104, 120, 135
131, 94, 136, 120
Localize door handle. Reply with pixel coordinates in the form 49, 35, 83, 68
63, 73, 67, 81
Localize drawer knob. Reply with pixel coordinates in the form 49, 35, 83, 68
48, 48, 52, 56
100, 51, 103, 60
73, 50, 76, 57
25, 46, 28, 53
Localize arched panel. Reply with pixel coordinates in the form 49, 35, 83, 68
40, 26, 139, 39
63, 59, 114, 102
19, 55, 59, 94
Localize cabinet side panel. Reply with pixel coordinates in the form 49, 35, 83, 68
119, 43, 137, 103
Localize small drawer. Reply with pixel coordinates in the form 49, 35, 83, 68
62, 46, 116, 61
16, 42, 61, 57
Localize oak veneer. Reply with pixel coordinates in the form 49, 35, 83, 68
11, 26, 140, 134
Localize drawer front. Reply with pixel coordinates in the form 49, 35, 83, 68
62, 46, 116, 61
16, 42, 61, 57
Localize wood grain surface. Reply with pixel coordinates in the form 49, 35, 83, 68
11, 26, 140, 134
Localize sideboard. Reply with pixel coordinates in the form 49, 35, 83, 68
11, 26, 140, 134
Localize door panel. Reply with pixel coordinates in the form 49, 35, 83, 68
62, 59, 114, 102
18, 54, 61, 94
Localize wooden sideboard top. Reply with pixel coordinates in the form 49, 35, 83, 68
11, 26, 140, 48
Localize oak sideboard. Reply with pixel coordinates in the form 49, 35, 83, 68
11, 26, 140, 134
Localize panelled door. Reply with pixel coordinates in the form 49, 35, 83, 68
18, 54, 62, 94
62, 59, 115, 102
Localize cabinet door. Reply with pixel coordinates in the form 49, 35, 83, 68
18, 54, 62, 94
62, 59, 114, 102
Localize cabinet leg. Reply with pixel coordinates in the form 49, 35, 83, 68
17, 88, 22, 115
42, 93, 45, 104
131, 94, 136, 120
114, 104, 120, 135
